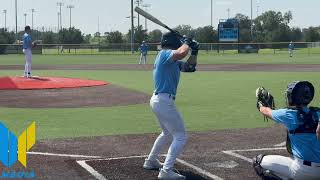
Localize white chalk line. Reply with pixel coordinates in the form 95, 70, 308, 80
77, 160, 107, 180
226, 147, 287, 152
176, 158, 224, 180
222, 151, 252, 162
274, 141, 286, 147
84, 154, 149, 162
28, 151, 102, 159
222, 147, 287, 163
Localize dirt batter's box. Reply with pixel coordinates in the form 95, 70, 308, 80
76, 155, 223, 180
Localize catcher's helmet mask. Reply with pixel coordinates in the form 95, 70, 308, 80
161, 32, 182, 50
285, 81, 314, 107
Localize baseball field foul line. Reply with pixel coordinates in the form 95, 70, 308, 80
222, 147, 287, 163
28, 151, 103, 159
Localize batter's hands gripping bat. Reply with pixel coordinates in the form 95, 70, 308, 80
134, 6, 183, 38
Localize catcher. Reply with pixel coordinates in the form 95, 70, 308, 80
254, 81, 320, 180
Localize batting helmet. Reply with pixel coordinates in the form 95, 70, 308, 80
161, 32, 182, 50
286, 81, 314, 106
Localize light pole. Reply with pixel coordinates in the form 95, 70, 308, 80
31, 9, 35, 29
67, 5, 74, 29
57, 2, 64, 30
57, 12, 60, 32
24, 13, 27, 27
250, 0, 253, 39
131, 0, 134, 54
251, 0, 253, 21
3, 10, 7, 30
210, 0, 213, 26
142, 3, 150, 31
126, 15, 136, 54
97, 16, 100, 45
227, 8, 230, 19
135, 0, 143, 28
15, 0, 18, 42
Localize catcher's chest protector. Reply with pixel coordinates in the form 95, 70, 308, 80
289, 107, 319, 134
286, 107, 319, 155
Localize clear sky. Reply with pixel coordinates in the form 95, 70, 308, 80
1, 0, 319, 35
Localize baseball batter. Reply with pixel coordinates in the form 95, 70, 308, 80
254, 81, 320, 180
139, 41, 148, 64
143, 32, 199, 180
22, 26, 33, 78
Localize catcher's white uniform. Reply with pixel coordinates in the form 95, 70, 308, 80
257, 108, 320, 180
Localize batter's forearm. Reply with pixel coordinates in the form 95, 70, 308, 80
172, 44, 189, 60
187, 55, 197, 65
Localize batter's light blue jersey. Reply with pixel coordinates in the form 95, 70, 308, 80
23, 33, 32, 49
272, 107, 320, 163
153, 50, 183, 95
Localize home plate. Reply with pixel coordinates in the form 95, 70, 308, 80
204, 161, 239, 169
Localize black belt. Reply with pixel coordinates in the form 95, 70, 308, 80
303, 160, 320, 167
154, 92, 176, 100
303, 161, 312, 166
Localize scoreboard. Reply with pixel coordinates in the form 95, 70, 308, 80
218, 19, 239, 42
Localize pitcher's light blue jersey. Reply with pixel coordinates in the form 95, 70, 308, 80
288, 43, 294, 50
140, 43, 148, 53
272, 108, 320, 163
23, 33, 32, 49
153, 50, 184, 95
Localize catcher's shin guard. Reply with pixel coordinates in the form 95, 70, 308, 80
252, 154, 283, 180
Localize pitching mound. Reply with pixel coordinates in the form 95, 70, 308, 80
0, 76, 107, 90
0, 84, 150, 108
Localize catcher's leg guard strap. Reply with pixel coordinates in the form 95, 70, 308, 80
253, 154, 283, 180
253, 154, 266, 177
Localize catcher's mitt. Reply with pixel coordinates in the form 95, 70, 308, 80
256, 87, 276, 121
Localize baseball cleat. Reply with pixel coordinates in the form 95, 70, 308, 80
158, 169, 186, 180
143, 158, 163, 170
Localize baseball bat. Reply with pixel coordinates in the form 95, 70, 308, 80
134, 6, 183, 38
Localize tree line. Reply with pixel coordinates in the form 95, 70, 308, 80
0, 10, 320, 45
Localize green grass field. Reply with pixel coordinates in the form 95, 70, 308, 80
0, 51, 320, 65
1, 53, 320, 140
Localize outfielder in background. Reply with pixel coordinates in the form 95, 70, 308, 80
254, 81, 320, 180
143, 32, 199, 180
22, 26, 34, 78
139, 41, 148, 64
288, 41, 294, 58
